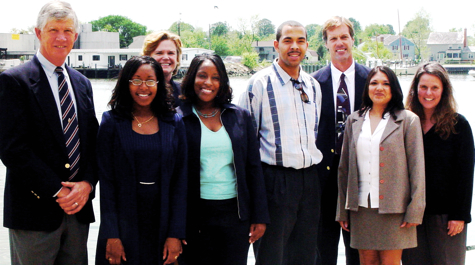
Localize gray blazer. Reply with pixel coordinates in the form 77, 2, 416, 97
336, 109, 425, 224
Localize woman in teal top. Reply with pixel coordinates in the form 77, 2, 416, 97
180, 54, 270, 265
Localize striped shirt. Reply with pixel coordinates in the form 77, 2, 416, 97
238, 60, 323, 169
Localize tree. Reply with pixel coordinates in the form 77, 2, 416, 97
362, 23, 396, 40
180, 28, 208, 49
306, 24, 321, 39
361, 40, 393, 59
210, 22, 229, 37
10, 27, 34, 34
349, 18, 363, 46
402, 9, 432, 60
257, 18, 275, 38
211, 35, 230, 56
90, 15, 147, 48
168, 21, 195, 35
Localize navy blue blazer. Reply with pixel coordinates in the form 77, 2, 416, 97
0, 55, 98, 231
311, 63, 370, 181
181, 103, 269, 236
95, 111, 187, 264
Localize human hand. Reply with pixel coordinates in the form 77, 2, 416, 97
447, 220, 465, 236
106, 238, 126, 264
163, 237, 182, 264
400, 222, 419, 228
249, 223, 266, 243
339, 221, 350, 232
56, 181, 91, 215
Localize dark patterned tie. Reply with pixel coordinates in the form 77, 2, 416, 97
56, 67, 80, 180
335, 73, 350, 154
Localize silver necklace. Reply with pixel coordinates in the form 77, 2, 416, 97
196, 108, 219, 118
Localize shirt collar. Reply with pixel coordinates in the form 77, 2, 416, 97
330, 60, 355, 82
272, 59, 307, 87
36, 50, 66, 78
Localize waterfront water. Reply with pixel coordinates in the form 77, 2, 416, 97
0, 74, 475, 264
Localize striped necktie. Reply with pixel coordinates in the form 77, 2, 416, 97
335, 73, 350, 154
56, 67, 80, 180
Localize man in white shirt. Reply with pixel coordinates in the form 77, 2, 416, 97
311, 16, 370, 265
240, 20, 322, 265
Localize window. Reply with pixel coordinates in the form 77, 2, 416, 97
454, 53, 459, 58
469, 54, 474, 59
78, 55, 82, 61
119, 54, 127, 61
93, 55, 100, 61
182, 54, 188, 61
447, 53, 452, 58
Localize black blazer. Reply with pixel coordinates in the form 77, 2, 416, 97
0, 55, 99, 231
311, 63, 370, 181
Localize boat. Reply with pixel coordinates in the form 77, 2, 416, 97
469, 70, 475, 78
0, 59, 21, 73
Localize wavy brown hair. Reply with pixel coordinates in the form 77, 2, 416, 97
405, 62, 457, 139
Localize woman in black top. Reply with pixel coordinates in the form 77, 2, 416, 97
403, 62, 474, 265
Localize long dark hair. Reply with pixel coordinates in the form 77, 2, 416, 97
108, 56, 173, 119
405, 62, 457, 139
358, 66, 404, 119
180, 54, 232, 106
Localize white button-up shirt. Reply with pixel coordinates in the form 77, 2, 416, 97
356, 111, 389, 208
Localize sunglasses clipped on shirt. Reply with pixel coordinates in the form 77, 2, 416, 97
291, 78, 310, 103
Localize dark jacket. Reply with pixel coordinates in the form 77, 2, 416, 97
0, 55, 98, 231
181, 102, 270, 236
95, 111, 187, 264
312, 63, 370, 182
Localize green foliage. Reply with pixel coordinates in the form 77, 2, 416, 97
361, 40, 394, 59
168, 21, 195, 35
180, 28, 208, 49
242, 52, 259, 70
257, 18, 275, 38
210, 22, 229, 36
352, 47, 368, 63
402, 9, 432, 60
211, 35, 230, 56
362, 24, 396, 40
90, 15, 147, 48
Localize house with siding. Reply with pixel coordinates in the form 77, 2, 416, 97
251, 40, 318, 63
426, 29, 472, 63
378, 34, 415, 60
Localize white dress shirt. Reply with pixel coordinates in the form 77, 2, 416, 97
356, 111, 389, 208
330, 61, 356, 114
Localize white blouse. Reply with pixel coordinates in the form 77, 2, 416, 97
356, 110, 389, 208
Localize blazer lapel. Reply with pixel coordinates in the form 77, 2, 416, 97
117, 119, 136, 175
30, 57, 66, 149
351, 114, 364, 146
380, 112, 403, 144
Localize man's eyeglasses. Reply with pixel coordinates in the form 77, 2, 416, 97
129, 79, 159, 87
291, 79, 309, 103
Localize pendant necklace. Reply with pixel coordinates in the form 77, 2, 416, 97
196, 108, 219, 118
132, 113, 154, 127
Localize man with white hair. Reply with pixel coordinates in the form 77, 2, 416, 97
0, 1, 98, 264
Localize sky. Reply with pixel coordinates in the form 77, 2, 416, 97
1, 0, 474, 36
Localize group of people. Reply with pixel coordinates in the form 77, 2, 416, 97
0, 1, 473, 265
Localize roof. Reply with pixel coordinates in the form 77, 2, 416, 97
252, 41, 274, 47
427, 32, 464, 45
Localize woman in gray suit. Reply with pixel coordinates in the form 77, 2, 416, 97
336, 66, 425, 265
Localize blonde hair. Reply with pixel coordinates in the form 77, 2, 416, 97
322, 16, 354, 42
141, 31, 183, 76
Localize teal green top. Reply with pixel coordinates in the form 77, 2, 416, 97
195, 109, 237, 200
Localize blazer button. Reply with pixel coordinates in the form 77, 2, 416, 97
380, 146, 384, 151
379, 195, 384, 200
380, 163, 385, 167
331, 149, 334, 153
327, 166, 330, 170
380, 179, 385, 184
65, 163, 70, 169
